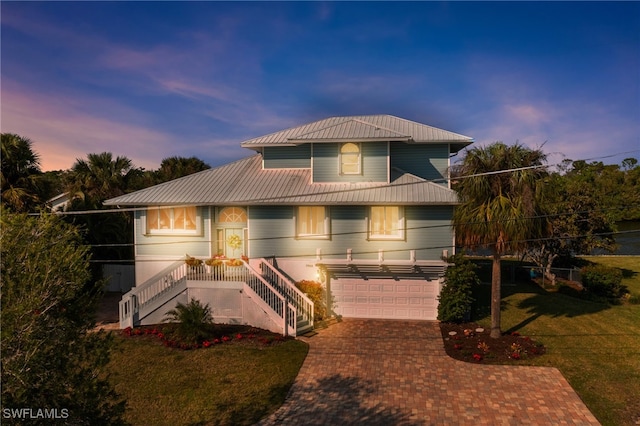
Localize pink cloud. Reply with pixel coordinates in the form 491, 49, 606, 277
504, 103, 550, 126
1, 81, 174, 171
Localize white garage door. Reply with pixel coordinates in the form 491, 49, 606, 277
330, 278, 441, 321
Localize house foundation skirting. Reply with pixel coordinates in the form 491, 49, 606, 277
138, 280, 286, 335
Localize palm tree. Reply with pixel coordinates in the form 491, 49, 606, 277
65, 152, 142, 265
1, 133, 43, 212
452, 142, 550, 338
66, 152, 140, 207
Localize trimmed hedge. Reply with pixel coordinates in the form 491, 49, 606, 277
437, 254, 480, 323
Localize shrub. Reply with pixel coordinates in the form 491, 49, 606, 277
1, 211, 125, 423
581, 264, 629, 301
295, 280, 332, 321
164, 299, 213, 344
437, 254, 480, 323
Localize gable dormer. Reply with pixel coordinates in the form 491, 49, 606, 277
241, 115, 473, 184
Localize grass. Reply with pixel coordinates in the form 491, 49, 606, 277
472, 256, 640, 426
106, 333, 308, 425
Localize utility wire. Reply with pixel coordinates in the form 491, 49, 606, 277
36, 149, 640, 216
85, 203, 640, 248
89, 228, 640, 263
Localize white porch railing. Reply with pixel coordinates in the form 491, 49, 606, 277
119, 259, 298, 336
259, 259, 314, 330
119, 261, 187, 329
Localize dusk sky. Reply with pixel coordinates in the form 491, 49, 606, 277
2, 2, 639, 172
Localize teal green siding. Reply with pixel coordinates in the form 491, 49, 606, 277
312, 142, 388, 183
404, 205, 454, 260
263, 145, 311, 169
135, 207, 211, 257
248, 205, 453, 261
134, 204, 453, 261
390, 143, 449, 184
247, 206, 296, 258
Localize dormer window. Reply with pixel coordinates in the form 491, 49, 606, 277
340, 143, 361, 175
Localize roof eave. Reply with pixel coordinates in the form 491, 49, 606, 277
288, 137, 412, 144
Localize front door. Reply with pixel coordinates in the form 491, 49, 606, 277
216, 207, 248, 258
224, 228, 245, 259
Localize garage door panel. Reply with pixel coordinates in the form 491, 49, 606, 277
332, 278, 440, 320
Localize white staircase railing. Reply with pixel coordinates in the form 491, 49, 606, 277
243, 270, 297, 336
119, 259, 298, 336
119, 261, 187, 329
259, 259, 314, 330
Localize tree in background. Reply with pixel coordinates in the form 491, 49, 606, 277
1, 133, 44, 212
155, 156, 211, 183
452, 142, 550, 338
1, 210, 125, 424
525, 161, 618, 283
66, 152, 142, 207
64, 152, 144, 267
565, 159, 640, 222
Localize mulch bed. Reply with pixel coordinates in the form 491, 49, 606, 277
440, 322, 546, 364
121, 324, 292, 350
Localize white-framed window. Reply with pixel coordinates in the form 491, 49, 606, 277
146, 206, 199, 234
218, 206, 247, 223
369, 206, 404, 240
296, 206, 329, 238
340, 142, 361, 175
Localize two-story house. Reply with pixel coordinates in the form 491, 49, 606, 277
105, 115, 473, 335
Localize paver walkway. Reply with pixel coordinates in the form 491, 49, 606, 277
258, 319, 600, 425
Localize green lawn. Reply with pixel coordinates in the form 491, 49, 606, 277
473, 256, 640, 426
107, 335, 308, 425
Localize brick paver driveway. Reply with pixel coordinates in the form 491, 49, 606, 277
258, 319, 600, 425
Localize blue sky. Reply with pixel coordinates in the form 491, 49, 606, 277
2, 1, 639, 172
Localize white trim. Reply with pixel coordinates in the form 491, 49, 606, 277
246, 206, 251, 258
310, 143, 315, 183
447, 143, 451, 189
387, 141, 390, 184
134, 211, 140, 257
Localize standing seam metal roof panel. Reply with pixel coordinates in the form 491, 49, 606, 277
105, 154, 459, 206
240, 115, 473, 147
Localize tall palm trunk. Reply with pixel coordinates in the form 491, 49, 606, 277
490, 249, 502, 338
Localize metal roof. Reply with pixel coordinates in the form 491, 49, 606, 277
104, 155, 460, 207
241, 115, 473, 149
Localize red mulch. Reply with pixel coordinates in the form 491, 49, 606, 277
120, 324, 292, 350
440, 322, 545, 364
